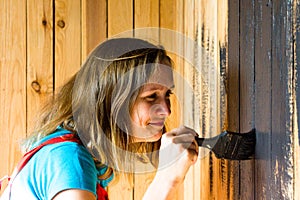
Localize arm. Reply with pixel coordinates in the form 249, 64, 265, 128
143, 126, 199, 200
52, 189, 96, 200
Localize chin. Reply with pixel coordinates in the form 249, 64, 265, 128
147, 132, 162, 142
132, 131, 162, 143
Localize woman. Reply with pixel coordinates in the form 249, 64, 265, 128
1, 38, 198, 200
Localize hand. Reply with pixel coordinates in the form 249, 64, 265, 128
157, 126, 199, 184
143, 126, 198, 200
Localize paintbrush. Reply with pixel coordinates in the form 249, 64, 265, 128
195, 129, 256, 160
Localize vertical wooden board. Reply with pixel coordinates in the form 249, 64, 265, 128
254, 0, 272, 198
107, 0, 133, 37
199, 0, 224, 199
107, 174, 133, 200
134, 0, 159, 28
293, 1, 300, 199
194, 2, 212, 200
81, 0, 107, 62
0, 0, 26, 184
227, 0, 240, 199
204, 0, 228, 199
133, 161, 157, 200
239, 0, 255, 199
54, 0, 81, 89
105, 1, 134, 198
183, 0, 195, 199
217, 0, 230, 199
160, 0, 184, 199
133, 1, 159, 199
160, 0, 184, 134
270, 1, 294, 199
193, 2, 203, 199
134, 0, 159, 41
27, 0, 54, 132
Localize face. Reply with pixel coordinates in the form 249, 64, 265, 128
130, 61, 174, 143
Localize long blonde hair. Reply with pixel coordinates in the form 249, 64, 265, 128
23, 38, 173, 180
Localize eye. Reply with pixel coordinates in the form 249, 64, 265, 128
165, 90, 173, 99
144, 93, 157, 101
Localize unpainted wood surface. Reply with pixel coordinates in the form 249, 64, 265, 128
0, 1, 27, 196
1, 0, 299, 199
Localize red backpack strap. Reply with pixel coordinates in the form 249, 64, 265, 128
97, 183, 109, 200
16, 134, 81, 173
9, 133, 109, 200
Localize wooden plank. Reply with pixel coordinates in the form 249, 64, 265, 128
133, 161, 157, 200
54, 0, 81, 89
0, 0, 27, 191
81, 0, 107, 62
105, 1, 134, 198
254, 0, 272, 199
270, 1, 294, 199
133, 1, 159, 199
194, 2, 212, 199
293, 1, 300, 199
134, 0, 159, 41
160, 0, 184, 199
134, 0, 159, 28
199, 0, 225, 199
239, 0, 255, 199
227, 0, 240, 199
27, 0, 54, 132
107, 0, 133, 37
193, 3, 202, 199
183, 0, 195, 199
107, 174, 133, 200
217, 0, 230, 199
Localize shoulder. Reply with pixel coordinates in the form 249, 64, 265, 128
31, 141, 98, 199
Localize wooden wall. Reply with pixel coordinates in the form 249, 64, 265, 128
0, 0, 299, 199
228, 0, 300, 199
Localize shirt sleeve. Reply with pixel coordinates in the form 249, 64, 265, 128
34, 142, 98, 200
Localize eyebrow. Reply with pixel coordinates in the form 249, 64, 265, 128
143, 84, 175, 91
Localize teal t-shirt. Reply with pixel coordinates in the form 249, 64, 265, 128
9, 127, 99, 200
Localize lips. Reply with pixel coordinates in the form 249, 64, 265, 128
148, 121, 165, 127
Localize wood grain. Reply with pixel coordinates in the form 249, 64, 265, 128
227, 0, 240, 199
81, 0, 107, 61
27, 0, 54, 132
107, 0, 133, 37
270, 1, 294, 199
0, 0, 299, 199
133, 1, 160, 199
160, 1, 184, 199
254, 0, 272, 198
293, 1, 300, 199
54, 0, 81, 89
183, 0, 196, 199
239, 0, 255, 199
0, 0, 27, 193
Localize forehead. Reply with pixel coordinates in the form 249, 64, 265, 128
147, 64, 174, 89
141, 83, 174, 93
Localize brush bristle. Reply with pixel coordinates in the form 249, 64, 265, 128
212, 129, 256, 160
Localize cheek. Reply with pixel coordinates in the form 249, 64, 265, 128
131, 103, 150, 125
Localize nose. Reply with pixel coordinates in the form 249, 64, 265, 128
151, 99, 171, 117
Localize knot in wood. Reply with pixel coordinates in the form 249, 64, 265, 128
31, 81, 41, 93
57, 20, 65, 28
42, 20, 47, 26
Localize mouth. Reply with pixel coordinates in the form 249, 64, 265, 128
149, 121, 164, 126
148, 121, 165, 129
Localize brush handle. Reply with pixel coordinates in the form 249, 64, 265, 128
195, 138, 204, 146
195, 135, 220, 150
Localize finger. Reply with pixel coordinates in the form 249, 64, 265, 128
171, 133, 195, 144
187, 142, 199, 154
187, 142, 199, 163
167, 126, 199, 137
